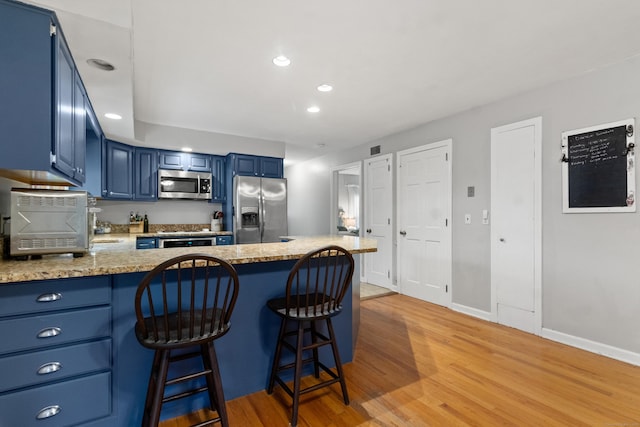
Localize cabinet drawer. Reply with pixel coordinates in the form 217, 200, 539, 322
0, 339, 111, 393
0, 276, 111, 317
0, 372, 111, 427
0, 306, 111, 355
216, 235, 233, 245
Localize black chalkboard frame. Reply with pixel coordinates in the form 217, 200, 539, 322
561, 118, 635, 213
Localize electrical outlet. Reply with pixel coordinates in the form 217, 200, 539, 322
482, 209, 489, 225
464, 214, 471, 224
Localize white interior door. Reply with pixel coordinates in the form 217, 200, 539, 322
364, 154, 393, 289
491, 117, 542, 334
397, 140, 452, 306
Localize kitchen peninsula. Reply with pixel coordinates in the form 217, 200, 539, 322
0, 236, 376, 426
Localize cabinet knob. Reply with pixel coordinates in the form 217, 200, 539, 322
366, 229, 372, 234
36, 405, 61, 420
36, 292, 62, 303
37, 327, 62, 339
399, 230, 407, 236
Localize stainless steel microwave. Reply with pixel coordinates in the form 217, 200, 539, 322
158, 169, 212, 200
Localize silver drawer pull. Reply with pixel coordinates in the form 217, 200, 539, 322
36, 405, 61, 420
36, 293, 62, 303
37, 327, 62, 338
37, 362, 63, 375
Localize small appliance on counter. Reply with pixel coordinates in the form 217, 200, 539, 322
9, 188, 90, 259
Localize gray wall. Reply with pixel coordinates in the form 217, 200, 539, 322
286, 54, 640, 354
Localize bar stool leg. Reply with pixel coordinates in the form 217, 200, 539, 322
145, 350, 170, 427
326, 318, 349, 405
267, 318, 288, 394
291, 320, 306, 427
309, 321, 320, 378
202, 343, 229, 427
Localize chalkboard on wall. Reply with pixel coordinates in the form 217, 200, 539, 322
561, 118, 635, 213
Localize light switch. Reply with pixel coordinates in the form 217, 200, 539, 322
482, 209, 489, 225
464, 214, 471, 224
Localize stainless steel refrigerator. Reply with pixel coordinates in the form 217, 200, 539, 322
233, 176, 287, 244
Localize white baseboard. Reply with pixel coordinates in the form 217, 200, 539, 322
542, 328, 640, 367
450, 303, 640, 367
451, 303, 492, 321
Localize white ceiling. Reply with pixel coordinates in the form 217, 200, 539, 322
23, 0, 640, 163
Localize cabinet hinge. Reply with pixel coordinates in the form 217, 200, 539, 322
50, 23, 57, 37
445, 218, 448, 226
446, 285, 449, 293
388, 164, 390, 172
50, 152, 56, 165
388, 218, 390, 225
388, 270, 390, 279
445, 153, 449, 161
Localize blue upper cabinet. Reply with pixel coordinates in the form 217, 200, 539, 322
211, 155, 226, 202
228, 153, 283, 178
102, 139, 133, 199
260, 156, 284, 178
232, 154, 260, 176
134, 148, 158, 201
0, 0, 91, 186
159, 150, 211, 172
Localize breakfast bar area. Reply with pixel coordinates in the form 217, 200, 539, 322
0, 236, 376, 426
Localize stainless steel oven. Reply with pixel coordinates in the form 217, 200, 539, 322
158, 169, 212, 200
158, 236, 216, 248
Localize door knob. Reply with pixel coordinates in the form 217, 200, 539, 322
399, 230, 407, 236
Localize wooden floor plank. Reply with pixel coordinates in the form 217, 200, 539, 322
160, 294, 640, 426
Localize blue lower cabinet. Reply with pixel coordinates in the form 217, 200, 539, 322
0, 339, 111, 392
136, 237, 158, 249
216, 235, 233, 245
0, 372, 111, 427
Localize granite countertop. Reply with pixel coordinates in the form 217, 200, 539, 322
0, 235, 377, 284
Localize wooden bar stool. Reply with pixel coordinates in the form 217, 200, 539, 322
266, 245, 355, 427
134, 254, 239, 427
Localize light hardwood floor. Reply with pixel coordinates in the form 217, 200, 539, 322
160, 294, 640, 426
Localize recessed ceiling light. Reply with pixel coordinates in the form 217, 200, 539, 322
87, 58, 115, 71
307, 106, 320, 113
317, 84, 333, 92
272, 55, 291, 67
104, 113, 122, 120
181, 147, 193, 152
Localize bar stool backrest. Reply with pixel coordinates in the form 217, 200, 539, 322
134, 254, 239, 350
282, 245, 355, 319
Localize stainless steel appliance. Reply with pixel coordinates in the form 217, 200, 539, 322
10, 188, 89, 257
157, 231, 217, 248
233, 176, 287, 244
158, 169, 212, 200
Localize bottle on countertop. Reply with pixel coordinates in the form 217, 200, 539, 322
143, 214, 149, 233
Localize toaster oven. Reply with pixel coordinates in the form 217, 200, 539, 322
10, 188, 89, 258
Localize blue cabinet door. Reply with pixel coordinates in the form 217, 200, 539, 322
186, 153, 211, 172
103, 140, 133, 199
158, 150, 183, 170
211, 155, 226, 202
260, 156, 283, 178
53, 35, 75, 179
0, 2, 53, 174
134, 148, 157, 200
233, 154, 260, 176
159, 151, 212, 172
72, 72, 86, 182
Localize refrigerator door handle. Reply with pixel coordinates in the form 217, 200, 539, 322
260, 184, 265, 242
